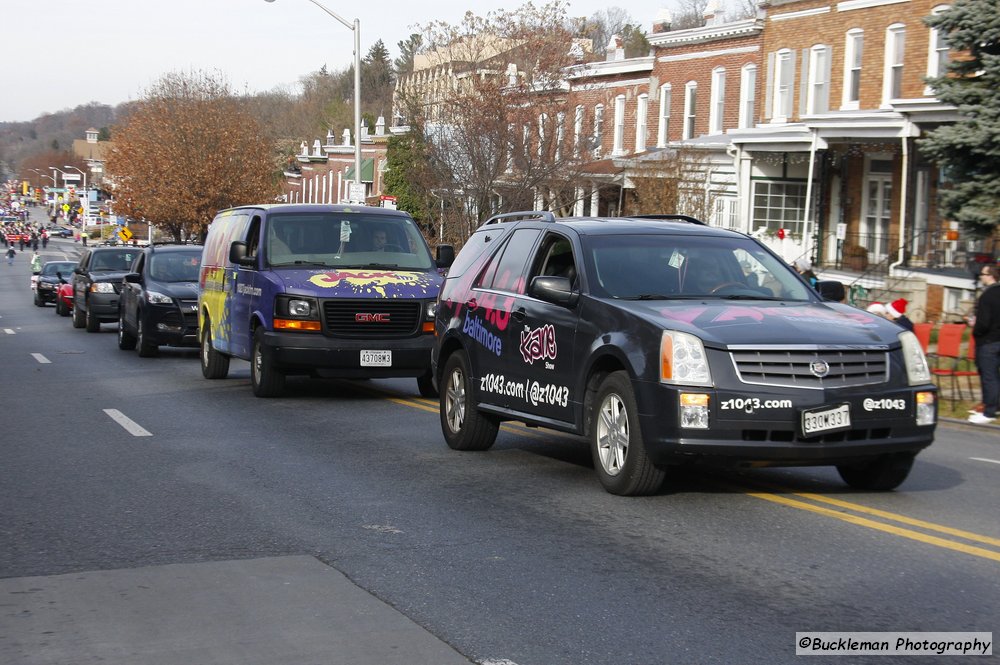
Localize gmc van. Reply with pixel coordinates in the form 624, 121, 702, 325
199, 204, 454, 397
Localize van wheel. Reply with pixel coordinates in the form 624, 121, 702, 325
440, 351, 498, 451
251, 328, 285, 397
837, 452, 915, 491
591, 371, 665, 496
118, 310, 136, 350
200, 321, 230, 379
85, 305, 101, 332
417, 370, 438, 398
136, 316, 159, 357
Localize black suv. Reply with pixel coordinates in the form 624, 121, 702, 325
432, 212, 937, 496
117, 244, 203, 356
71, 246, 143, 332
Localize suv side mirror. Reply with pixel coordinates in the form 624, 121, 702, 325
229, 241, 255, 267
816, 280, 845, 302
124, 272, 141, 284
436, 244, 455, 268
529, 275, 579, 307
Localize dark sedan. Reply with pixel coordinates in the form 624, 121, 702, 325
33, 261, 77, 307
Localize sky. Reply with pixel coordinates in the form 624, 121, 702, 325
1, 0, 663, 123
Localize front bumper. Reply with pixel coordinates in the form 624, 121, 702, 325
259, 329, 434, 378
632, 380, 936, 467
88, 292, 120, 321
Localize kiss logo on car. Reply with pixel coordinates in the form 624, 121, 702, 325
308, 270, 436, 297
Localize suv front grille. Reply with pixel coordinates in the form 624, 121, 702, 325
730, 347, 889, 389
322, 300, 422, 338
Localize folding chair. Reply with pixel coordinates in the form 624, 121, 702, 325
954, 336, 978, 404
929, 323, 967, 405
913, 322, 933, 353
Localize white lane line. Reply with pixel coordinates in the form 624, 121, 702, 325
31, 353, 51, 364
103, 409, 153, 437
3, 329, 13, 335
970, 457, 1000, 466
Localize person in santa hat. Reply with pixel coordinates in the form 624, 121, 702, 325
866, 302, 888, 318
883, 298, 914, 331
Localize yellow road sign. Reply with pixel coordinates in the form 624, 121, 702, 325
118, 227, 134, 243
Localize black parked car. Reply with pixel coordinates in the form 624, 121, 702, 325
117, 244, 203, 356
71, 246, 143, 332
432, 212, 938, 496
33, 260, 77, 307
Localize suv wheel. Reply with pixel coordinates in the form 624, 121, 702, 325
591, 371, 665, 496
72, 299, 86, 328
56, 298, 69, 316
136, 316, 158, 357
251, 327, 285, 397
85, 305, 101, 332
200, 321, 230, 379
417, 370, 438, 398
440, 351, 498, 451
118, 310, 137, 350
837, 452, 915, 491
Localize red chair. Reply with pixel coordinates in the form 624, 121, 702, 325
913, 322, 933, 353
954, 336, 978, 403
930, 324, 969, 404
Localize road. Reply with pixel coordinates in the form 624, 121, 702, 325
1, 221, 998, 665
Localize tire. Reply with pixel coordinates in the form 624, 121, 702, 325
56, 298, 69, 316
591, 371, 665, 496
72, 299, 86, 328
837, 452, 915, 491
200, 321, 230, 379
440, 351, 499, 451
33, 291, 43, 307
85, 305, 101, 332
136, 316, 158, 357
117, 310, 136, 350
251, 327, 285, 397
417, 370, 438, 398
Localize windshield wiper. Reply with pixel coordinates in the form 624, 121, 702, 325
363, 262, 401, 269
718, 294, 785, 300
271, 261, 333, 268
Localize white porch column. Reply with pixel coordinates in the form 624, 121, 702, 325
590, 186, 600, 217
574, 186, 584, 216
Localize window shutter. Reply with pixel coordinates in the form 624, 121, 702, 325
799, 48, 810, 117
764, 52, 775, 120
821, 47, 833, 113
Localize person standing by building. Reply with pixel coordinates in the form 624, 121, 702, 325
969, 264, 1000, 425
884, 298, 914, 332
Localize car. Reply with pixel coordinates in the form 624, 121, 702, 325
34, 260, 78, 307
69, 245, 143, 332
117, 244, 203, 356
51, 226, 74, 238
431, 211, 938, 496
198, 203, 454, 398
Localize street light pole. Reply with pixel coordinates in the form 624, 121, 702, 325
264, 0, 363, 201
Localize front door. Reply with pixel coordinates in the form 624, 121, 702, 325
862, 158, 893, 262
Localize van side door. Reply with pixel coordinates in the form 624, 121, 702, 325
228, 214, 262, 359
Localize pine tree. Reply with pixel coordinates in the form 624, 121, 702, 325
919, 0, 1000, 235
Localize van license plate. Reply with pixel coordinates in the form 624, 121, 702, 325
361, 350, 392, 367
802, 404, 851, 436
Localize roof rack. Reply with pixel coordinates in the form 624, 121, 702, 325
480, 210, 556, 226
628, 214, 707, 226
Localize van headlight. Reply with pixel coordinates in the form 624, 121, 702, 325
899, 331, 931, 385
660, 331, 712, 386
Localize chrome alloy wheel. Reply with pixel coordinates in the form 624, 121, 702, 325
445, 366, 467, 434
596, 392, 629, 476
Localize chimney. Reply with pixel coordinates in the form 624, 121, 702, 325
342, 128, 351, 146
375, 115, 385, 136
606, 35, 624, 62
703, 0, 725, 26
652, 8, 672, 33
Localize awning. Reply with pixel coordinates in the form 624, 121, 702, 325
344, 158, 375, 183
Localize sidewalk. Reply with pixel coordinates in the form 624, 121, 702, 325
0, 556, 473, 665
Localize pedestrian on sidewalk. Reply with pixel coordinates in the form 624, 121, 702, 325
968, 264, 1000, 425
884, 298, 914, 332
5, 246, 15, 266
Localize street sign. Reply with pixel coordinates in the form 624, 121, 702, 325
349, 182, 366, 205
118, 227, 134, 243
62, 173, 81, 182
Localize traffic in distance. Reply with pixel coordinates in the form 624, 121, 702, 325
30, 204, 936, 496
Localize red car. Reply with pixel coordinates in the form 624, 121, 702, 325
56, 280, 74, 316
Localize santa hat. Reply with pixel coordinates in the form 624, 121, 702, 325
866, 302, 886, 315
885, 298, 907, 319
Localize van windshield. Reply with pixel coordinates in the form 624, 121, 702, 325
266, 212, 434, 270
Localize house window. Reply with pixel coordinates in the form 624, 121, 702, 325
555, 111, 565, 161
926, 6, 951, 95
883, 24, 906, 105
709, 67, 726, 134
752, 180, 809, 238
657, 84, 671, 147
613, 95, 626, 156
739, 64, 756, 129
842, 29, 863, 109
770, 49, 795, 121
593, 104, 604, 158
635, 94, 648, 153
806, 45, 831, 114
683, 81, 697, 140
573, 105, 584, 158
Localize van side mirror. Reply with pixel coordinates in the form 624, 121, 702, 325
816, 280, 845, 302
229, 241, 255, 267
529, 275, 579, 307
436, 244, 455, 268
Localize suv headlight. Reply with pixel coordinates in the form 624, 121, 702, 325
660, 331, 712, 386
899, 330, 931, 385
146, 290, 173, 304
90, 282, 115, 293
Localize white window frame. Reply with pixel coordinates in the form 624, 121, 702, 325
612, 94, 626, 156
772, 49, 795, 121
806, 45, 831, 115
635, 94, 648, 153
739, 64, 756, 129
555, 111, 565, 161
683, 81, 697, 140
925, 6, 950, 95
593, 104, 604, 158
573, 105, 584, 158
709, 67, 726, 134
657, 84, 672, 147
882, 23, 906, 106
841, 29, 864, 110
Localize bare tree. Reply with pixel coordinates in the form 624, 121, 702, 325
105, 70, 278, 240
624, 148, 718, 222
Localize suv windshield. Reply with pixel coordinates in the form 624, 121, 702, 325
90, 249, 139, 271
584, 234, 813, 300
266, 213, 434, 270
149, 251, 202, 282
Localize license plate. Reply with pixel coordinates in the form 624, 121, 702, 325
802, 404, 851, 436
361, 350, 392, 367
